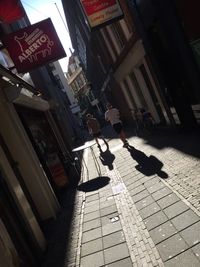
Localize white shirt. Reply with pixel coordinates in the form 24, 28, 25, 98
105, 108, 121, 125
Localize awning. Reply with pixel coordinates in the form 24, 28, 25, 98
4, 85, 50, 111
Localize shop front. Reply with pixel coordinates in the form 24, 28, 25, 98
0, 75, 61, 265
15, 105, 70, 190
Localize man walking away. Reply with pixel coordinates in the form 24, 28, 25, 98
86, 113, 108, 149
105, 103, 129, 147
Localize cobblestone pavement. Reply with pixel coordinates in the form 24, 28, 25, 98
64, 128, 200, 267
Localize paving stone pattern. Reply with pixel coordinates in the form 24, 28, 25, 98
64, 131, 200, 267
114, 136, 200, 266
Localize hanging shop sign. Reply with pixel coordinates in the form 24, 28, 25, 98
0, 0, 24, 23
3, 18, 66, 73
80, 0, 123, 30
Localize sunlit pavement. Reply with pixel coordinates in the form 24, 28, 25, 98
44, 126, 200, 267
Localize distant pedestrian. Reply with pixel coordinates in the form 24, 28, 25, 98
140, 108, 155, 130
105, 103, 129, 147
86, 113, 108, 149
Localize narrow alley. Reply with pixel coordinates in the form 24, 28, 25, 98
1, 1, 200, 267
43, 126, 200, 267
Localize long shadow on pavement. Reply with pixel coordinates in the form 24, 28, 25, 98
106, 123, 200, 160
77, 176, 110, 192
99, 147, 115, 170
141, 129, 200, 159
41, 186, 78, 267
127, 145, 168, 179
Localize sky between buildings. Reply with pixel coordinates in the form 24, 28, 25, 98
21, 0, 73, 73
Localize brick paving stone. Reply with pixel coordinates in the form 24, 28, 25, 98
144, 177, 160, 188
171, 210, 200, 231
86, 191, 99, 197
123, 173, 136, 183
140, 175, 156, 184
129, 184, 146, 196
180, 221, 200, 246
100, 198, 115, 209
163, 201, 189, 219
149, 221, 177, 245
164, 250, 200, 267
105, 257, 133, 267
81, 251, 104, 267
84, 204, 100, 214
103, 231, 125, 248
100, 211, 118, 223
85, 199, 99, 207
156, 234, 188, 261
86, 193, 100, 202
83, 218, 101, 232
99, 190, 113, 199
131, 189, 150, 202
61, 132, 200, 267
157, 193, 180, 209
152, 187, 172, 201
135, 195, 155, 210
100, 205, 118, 217
102, 220, 122, 236
107, 168, 163, 266
84, 210, 101, 222
192, 243, 200, 258
119, 169, 134, 177
127, 180, 142, 190
139, 202, 161, 219
82, 227, 102, 243
144, 211, 168, 231
104, 243, 130, 265
81, 238, 103, 257
148, 182, 165, 194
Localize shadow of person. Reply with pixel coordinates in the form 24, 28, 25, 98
127, 145, 168, 179
99, 147, 115, 170
77, 176, 110, 192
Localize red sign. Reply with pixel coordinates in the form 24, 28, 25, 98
80, 0, 123, 29
0, 0, 24, 23
3, 18, 66, 73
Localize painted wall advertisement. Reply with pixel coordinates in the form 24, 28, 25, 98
3, 18, 66, 73
80, 0, 123, 29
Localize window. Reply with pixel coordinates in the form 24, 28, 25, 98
139, 64, 163, 119
101, 28, 117, 62
71, 83, 77, 93
129, 71, 147, 108
123, 78, 137, 108
77, 75, 85, 88
71, 82, 79, 93
110, 22, 126, 50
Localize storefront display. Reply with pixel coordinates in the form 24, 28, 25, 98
16, 106, 69, 189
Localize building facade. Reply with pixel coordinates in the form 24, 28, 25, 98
127, 0, 200, 127
66, 53, 101, 118
49, 61, 81, 119
62, 0, 173, 126
0, 4, 80, 266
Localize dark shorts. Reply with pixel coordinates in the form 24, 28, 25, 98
113, 123, 123, 134
93, 132, 102, 138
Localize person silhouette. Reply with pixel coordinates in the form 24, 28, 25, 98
86, 113, 108, 149
99, 146, 115, 170
127, 145, 168, 178
105, 103, 129, 147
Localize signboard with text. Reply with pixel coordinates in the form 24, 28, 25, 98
80, 0, 123, 29
3, 18, 66, 73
